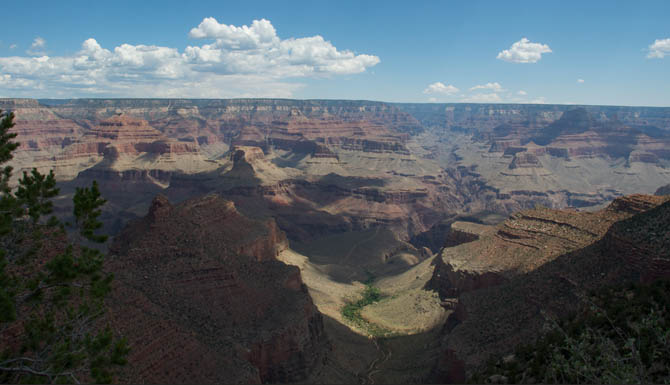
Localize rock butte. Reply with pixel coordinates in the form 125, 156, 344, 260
106, 194, 327, 384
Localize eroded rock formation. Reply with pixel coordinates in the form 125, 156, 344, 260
105, 194, 328, 384
428, 194, 670, 382
3, 98, 670, 244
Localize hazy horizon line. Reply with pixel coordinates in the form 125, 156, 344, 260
1, 97, 668, 109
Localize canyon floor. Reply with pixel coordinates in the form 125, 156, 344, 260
278, 228, 450, 383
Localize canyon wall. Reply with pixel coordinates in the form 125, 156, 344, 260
105, 194, 328, 384
427, 194, 670, 381
2, 98, 670, 243
394, 103, 670, 132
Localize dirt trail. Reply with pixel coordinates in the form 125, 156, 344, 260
344, 226, 381, 265
361, 338, 391, 384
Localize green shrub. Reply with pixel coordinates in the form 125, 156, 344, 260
341, 283, 395, 337
471, 280, 670, 384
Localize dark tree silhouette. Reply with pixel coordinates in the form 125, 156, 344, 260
0, 110, 128, 383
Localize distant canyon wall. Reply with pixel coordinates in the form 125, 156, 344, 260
394, 102, 670, 132
2, 98, 670, 241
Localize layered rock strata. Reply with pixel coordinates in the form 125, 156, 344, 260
105, 194, 328, 384
3, 98, 670, 243
428, 194, 670, 382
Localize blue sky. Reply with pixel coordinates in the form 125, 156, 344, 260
1, 0, 668, 105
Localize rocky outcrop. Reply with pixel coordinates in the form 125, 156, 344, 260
604, 197, 670, 281
429, 194, 670, 382
410, 219, 487, 253
427, 254, 506, 298
83, 113, 203, 161
508, 152, 541, 169
629, 150, 659, 164
431, 195, 666, 291
105, 194, 328, 384
489, 139, 522, 153
656, 183, 670, 195
427, 202, 628, 300
1, 103, 216, 186
233, 109, 411, 156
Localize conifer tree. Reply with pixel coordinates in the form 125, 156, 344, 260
0, 109, 128, 383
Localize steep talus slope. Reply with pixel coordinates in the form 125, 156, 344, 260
428, 194, 670, 382
105, 194, 328, 384
38, 111, 220, 235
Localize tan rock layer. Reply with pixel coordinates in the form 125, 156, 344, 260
429, 194, 670, 382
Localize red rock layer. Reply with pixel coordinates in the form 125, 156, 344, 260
41, 99, 423, 155
234, 111, 411, 156
0, 99, 88, 169
486, 108, 670, 162
211, 165, 498, 243
105, 194, 328, 384
508, 152, 541, 169
84, 114, 199, 156
428, 194, 668, 299
429, 194, 670, 382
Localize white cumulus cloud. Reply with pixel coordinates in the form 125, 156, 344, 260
423, 82, 459, 95
517, 90, 527, 96
184, 17, 379, 77
497, 37, 552, 63
577, 78, 585, 83
0, 18, 379, 98
26, 37, 46, 56
470, 82, 503, 92
647, 38, 670, 59
189, 18, 279, 49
